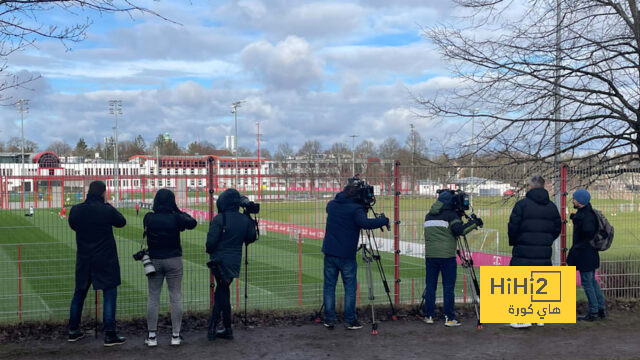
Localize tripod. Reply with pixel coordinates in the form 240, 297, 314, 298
456, 233, 482, 329
359, 208, 397, 335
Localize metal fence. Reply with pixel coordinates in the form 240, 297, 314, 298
0, 161, 638, 323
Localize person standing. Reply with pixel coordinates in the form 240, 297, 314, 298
67, 181, 127, 346
206, 189, 257, 341
321, 180, 389, 330
507, 175, 561, 329
135, 203, 140, 216
423, 190, 481, 327
567, 189, 606, 321
143, 189, 197, 347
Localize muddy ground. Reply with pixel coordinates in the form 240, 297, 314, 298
1, 302, 639, 360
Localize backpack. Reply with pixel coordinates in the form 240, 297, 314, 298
590, 209, 614, 251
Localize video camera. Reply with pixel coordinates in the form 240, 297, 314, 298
239, 196, 260, 214
436, 189, 470, 213
346, 174, 376, 207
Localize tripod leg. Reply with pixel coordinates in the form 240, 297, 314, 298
244, 243, 248, 327
365, 258, 377, 335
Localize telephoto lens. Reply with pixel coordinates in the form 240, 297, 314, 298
141, 253, 156, 276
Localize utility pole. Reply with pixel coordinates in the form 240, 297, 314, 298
349, 134, 358, 175
17, 99, 30, 178
109, 100, 122, 203
470, 108, 479, 207
231, 101, 244, 188
552, 0, 562, 266
256, 121, 261, 201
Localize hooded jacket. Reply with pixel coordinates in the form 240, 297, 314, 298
68, 194, 126, 290
424, 192, 478, 258
507, 187, 562, 266
206, 189, 257, 281
322, 192, 389, 259
567, 203, 599, 272
143, 189, 197, 259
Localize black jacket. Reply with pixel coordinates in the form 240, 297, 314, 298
68, 194, 126, 290
206, 189, 257, 281
321, 192, 389, 259
508, 188, 561, 266
567, 203, 599, 272
144, 189, 197, 259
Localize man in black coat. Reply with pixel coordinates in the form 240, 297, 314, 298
508, 175, 561, 266
507, 175, 561, 329
206, 188, 257, 340
567, 189, 606, 321
67, 181, 127, 346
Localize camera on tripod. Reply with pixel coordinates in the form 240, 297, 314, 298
239, 196, 260, 214
436, 189, 470, 213
347, 174, 376, 207
133, 249, 156, 276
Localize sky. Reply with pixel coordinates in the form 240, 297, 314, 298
1, 0, 470, 155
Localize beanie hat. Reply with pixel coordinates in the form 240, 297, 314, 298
573, 189, 591, 205
437, 190, 453, 206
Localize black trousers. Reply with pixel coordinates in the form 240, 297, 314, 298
209, 271, 233, 329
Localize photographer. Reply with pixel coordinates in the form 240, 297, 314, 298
67, 181, 126, 346
143, 189, 197, 347
321, 179, 389, 330
423, 190, 481, 327
206, 188, 257, 341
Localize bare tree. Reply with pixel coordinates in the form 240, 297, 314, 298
187, 140, 216, 155
297, 140, 323, 194
0, 1, 170, 102
7, 136, 37, 152
274, 142, 295, 196
418, 0, 640, 169
46, 141, 72, 156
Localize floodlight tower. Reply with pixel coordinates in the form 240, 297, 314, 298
231, 100, 245, 188
17, 99, 30, 177
109, 100, 122, 202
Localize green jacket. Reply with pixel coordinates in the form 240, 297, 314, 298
424, 201, 475, 258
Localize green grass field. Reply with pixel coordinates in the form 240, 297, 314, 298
0, 193, 637, 323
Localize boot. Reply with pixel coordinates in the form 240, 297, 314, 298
216, 327, 233, 340
104, 331, 126, 347
207, 316, 218, 341
578, 313, 599, 322
598, 308, 606, 320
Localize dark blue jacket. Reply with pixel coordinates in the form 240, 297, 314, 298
144, 189, 197, 259
68, 194, 126, 290
206, 189, 257, 281
567, 203, 599, 272
322, 192, 389, 259
508, 188, 561, 266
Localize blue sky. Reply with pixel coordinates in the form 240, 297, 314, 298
1, 0, 470, 154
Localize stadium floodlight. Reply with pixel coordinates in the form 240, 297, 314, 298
16, 99, 30, 177
470, 108, 479, 207
109, 100, 122, 202
231, 100, 245, 188
349, 134, 358, 176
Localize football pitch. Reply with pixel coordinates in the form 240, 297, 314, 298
0, 195, 637, 323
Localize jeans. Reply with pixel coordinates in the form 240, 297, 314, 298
323, 255, 358, 323
580, 271, 606, 314
423, 257, 457, 320
209, 267, 233, 329
69, 286, 117, 332
147, 257, 183, 334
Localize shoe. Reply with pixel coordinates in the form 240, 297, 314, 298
536, 323, 545, 327
423, 316, 434, 324
145, 336, 157, 347
510, 323, 532, 328
104, 332, 126, 347
578, 313, 599, 322
323, 321, 335, 330
346, 320, 363, 330
170, 335, 182, 346
68, 329, 85, 342
598, 309, 606, 320
216, 328, 233, 340
444, 317, 461, 327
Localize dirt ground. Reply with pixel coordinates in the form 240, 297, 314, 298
1, 304, 640, 360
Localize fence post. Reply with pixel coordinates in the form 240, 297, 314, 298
561, 164, 568, 265
18, 244, 22, 321
207, 157, 216, 309
393, 160, 401, 305
298, 233, 302, 307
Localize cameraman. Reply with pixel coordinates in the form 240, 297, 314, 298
321, 179, 389, 330
422, 190, 481, 327
206, 188, 257, 341
143, 189, 197, 347
67, 181, 126, 346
